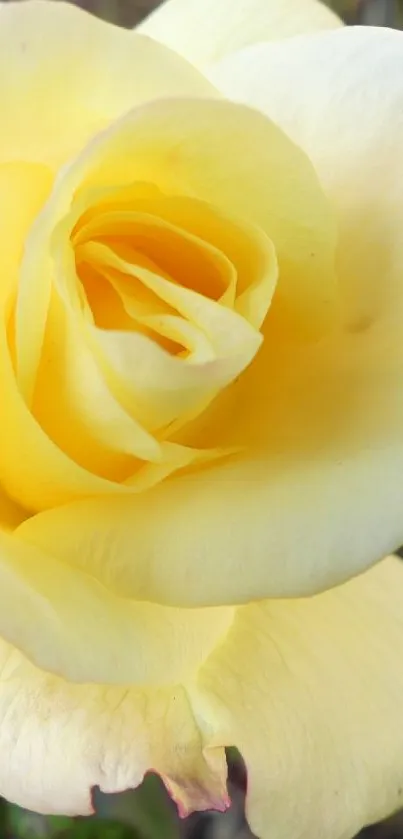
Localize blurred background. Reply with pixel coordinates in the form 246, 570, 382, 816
14, 0, 403, 27
0, 0, 402, 837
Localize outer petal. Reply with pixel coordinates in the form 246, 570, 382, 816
0, 526, 233, 685
0, 0, 215, 167
208, 26, 403, 327
137, 0, 342, 68
0, 642, 228, 816
191, 557, 403, 839
2, 557, 403, 833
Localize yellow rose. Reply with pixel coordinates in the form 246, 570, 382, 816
1, 1, 403, 837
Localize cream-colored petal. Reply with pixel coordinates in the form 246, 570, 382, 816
138, 0, 342, 68
0, 641, 228, 816
2, 556, 403, 834
192, 557, 403, 839
0, 0, 215, 167
0, 525, 233, 685
208, 25, 403, 327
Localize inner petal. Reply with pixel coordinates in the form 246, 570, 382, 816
79, 240, 248, 362
77, 259, 186, 357
73, 184, 276, 328
46, 201, 264, 451
54, 187, 273, 435
15, 98, 337, 410
74, 209, 236, 304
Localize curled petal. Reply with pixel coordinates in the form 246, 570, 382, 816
16, 97, 337, 407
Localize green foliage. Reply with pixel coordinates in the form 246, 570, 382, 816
1, 776, 180, 839
5, 809, 139, 839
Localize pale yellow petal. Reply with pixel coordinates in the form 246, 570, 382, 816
0, 161, 52, 304
33, 288, 162, 479
138, 0, 342, 68
0, 0, 215, 167
192, 557, 403, 839
16, 96, 337, 410
17, 318, 403, 605
79, 239, 261, 432
34, 284, 232, 487
0, 161, 150, 508
75, 184, 276, 329
2, 556, 403, 835
0, 317, 159, 510
0, 641, 228, 816
0, 526, 234, 685
208, 26, 403, 327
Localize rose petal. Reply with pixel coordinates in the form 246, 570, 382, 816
0, 641, 228, 816
192, 556, 403, 839
16, 97, 337, 408
0, 317, 159, 509
0, 161, 52, 304
0, 495, 26, 533
17, 316, 403, 604
137, 0, 341, 68
2, 556, 403, 834
79, 238, 263, 432
0, 526, 234, 685
208, 25, 403, 328
0, 0, 215, 166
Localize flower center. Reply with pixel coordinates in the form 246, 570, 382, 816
70, 181, 275, 365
